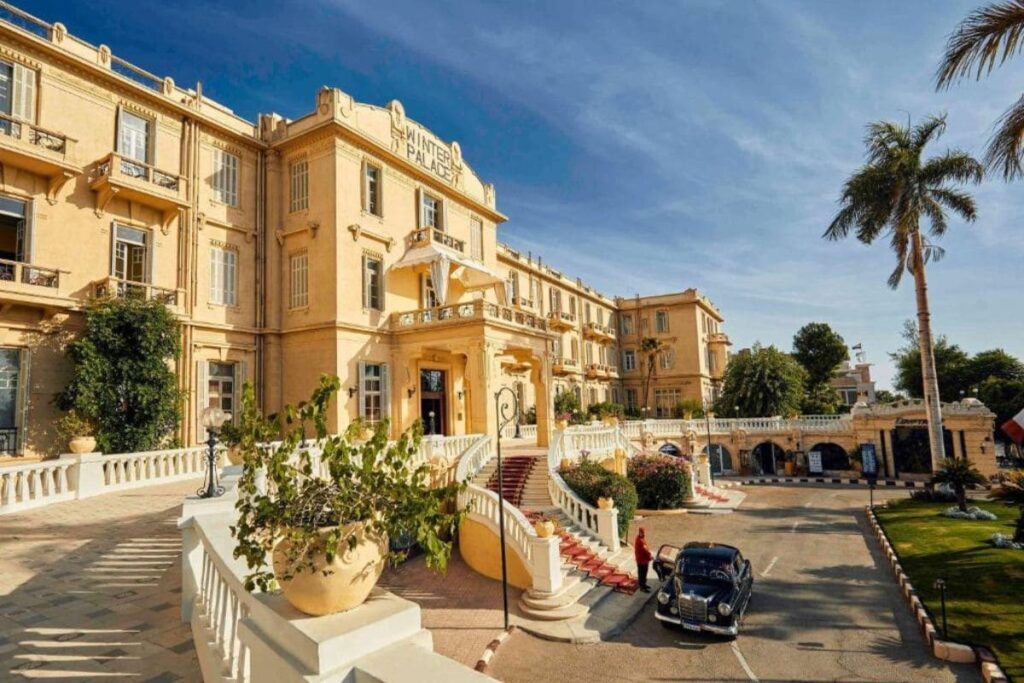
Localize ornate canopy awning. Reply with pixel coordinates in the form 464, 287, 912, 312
389, 243, 505, 293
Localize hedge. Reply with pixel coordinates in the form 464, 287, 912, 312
559, 458, 637, 537
628, 453, 690, 510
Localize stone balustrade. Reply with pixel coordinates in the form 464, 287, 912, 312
545, 429, 619, 549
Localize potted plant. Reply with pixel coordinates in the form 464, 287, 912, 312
555, 411, 571, 432
219, 383, 275, 466
783, 452, 795, 476
532, 513, 557, 538
57, 409, 96, 454
233, 376, 466, 616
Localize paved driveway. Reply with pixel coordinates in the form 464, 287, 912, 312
490, 486, 982, 683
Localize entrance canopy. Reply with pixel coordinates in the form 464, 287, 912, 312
389, 242, 504, 296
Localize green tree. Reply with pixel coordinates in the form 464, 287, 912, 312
58, 297, 183, 453
932, 457, 987, 512
801, 382, 843, 415
891, 321, 972, 401
874, 389, 904, 404
965, 349, 1024, 386
937, 2, 1024, 179
991, 469, 1024, 543
826, 115, 984, 471
637, 337, 666, 411
554, 389, 584, 424
792, 322, 849, 386
978, 376, 1024, 442
715, 344, 807, 418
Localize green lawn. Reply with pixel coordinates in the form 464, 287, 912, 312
875, 498, 1024, 681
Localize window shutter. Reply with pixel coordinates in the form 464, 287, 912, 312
357, 362, 367, 419
360, 159, 368, 212
380, 363, 390, 427
234, 361, 248, 425
441, 198, 449, 232
361, 254, 369, 309
17, 348, 30, 455
209, 248, 219, 304
12, 64, 35, 122
378, 260, 386, 311
196, 360, 208, 442
415, 188, 423, 228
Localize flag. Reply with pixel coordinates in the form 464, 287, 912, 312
851, 343, 863, 351
1002, 407, 1024, 445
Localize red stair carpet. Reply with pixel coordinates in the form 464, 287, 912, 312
525, 512, 638, 595
485, 456, 537, 508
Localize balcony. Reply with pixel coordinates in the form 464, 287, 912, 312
90, 276, 183, 313
547, 310, 576, 331
583, 322, 615, 343
391, 300, 550, 335
585, 363, 611, 379
90, 153, 189, 231
708, 332, 731, 345
408, 227, 465, 254
0, 114, 77, 203
0, 258, 71, 312
552, 357, 579, 376
512, 296, 534, 310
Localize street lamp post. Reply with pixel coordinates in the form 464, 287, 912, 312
703, 397, 714, 485
428, 410, 436, 436
494, 386, 521, 631
199, 406, 230, 499
934, 578, 948, 639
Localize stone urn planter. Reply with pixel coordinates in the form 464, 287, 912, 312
68, 436, 96, 454
597, 496, 615, 510
555, 419, 569, 432
272, 522, 387, 616
601, 416, 619, 427
533, 519, 556, 538
226, 446, 244, 466
560, 457, 573, 471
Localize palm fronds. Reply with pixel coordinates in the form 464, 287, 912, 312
936, 0, 1024, 88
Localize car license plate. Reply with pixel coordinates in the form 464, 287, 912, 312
682, 621, 701, 632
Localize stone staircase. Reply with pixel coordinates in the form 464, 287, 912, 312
473, 451, 639, 621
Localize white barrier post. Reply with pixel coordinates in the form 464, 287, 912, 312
60, 452, 106, 499
528, 536, 564, 594
594, 506, 620, 550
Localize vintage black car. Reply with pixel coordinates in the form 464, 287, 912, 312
652, 542, 753, 637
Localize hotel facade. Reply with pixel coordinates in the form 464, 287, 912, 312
0, 6, 729, 461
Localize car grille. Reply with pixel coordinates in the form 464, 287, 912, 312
676, 592, 708, 622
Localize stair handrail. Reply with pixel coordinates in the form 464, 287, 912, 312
546, 429, 619, 549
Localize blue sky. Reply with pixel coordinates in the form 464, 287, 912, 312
25, 0, 1023, 389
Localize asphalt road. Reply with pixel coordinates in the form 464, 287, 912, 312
489, 486, 982, 683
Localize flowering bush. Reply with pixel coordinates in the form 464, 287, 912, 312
940, 506, 997, 521
991, 533, 1024, 550
559, 459, 637, 536
628, 454, 691, 510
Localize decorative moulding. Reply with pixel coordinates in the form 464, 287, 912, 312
348, 224, 395, 252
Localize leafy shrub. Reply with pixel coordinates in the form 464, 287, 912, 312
586, 401, 625, 420
559, 459, 637, 537
910, 487, 958, 503
554, 390, 586, 424
941, 506, 997, 521
628, 454, 690, 509
674, 399, 705, 419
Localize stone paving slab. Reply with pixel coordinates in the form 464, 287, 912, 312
0, 480, 202, 682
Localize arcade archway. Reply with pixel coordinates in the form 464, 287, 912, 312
751, 441, 785, 475
702, 443, 733, 474
809, 442, 850, 471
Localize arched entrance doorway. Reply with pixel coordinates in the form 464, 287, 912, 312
702, 443, 733, 474
891, 424, 953, 475
658, 442, 683, 458
751, 441, 784, 475
809, 442, 850, 471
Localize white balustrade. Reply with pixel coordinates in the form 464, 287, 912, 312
621, 415, 854, 438
0, 460, 75, 513
545, 430, 619, 550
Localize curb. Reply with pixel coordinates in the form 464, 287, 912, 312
726, 477, 991, 490
865, 504, 1010, 682
475, 626, 515, 674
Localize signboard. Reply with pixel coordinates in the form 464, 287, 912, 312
861, 443, 879, 481
808, 450, 823, 474
405, 123, 453, 182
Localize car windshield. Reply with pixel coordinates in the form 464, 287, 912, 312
679, 556, 734, 585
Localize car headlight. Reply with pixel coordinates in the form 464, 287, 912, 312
669, 605, 678, 615
657, 591, 670, 605
718, 602, 733, 616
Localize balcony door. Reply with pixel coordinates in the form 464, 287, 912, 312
420, 369, 447, 436
0, 196, 27, 280
0, 348, 19, 454
113, 225, 149, 289
117, 109, 151, 177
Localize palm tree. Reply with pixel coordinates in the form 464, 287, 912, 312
937, 1, 1024, 179
991, 470, 1024, 542
638, 336, 666, 415
932, 457, 987, 512
825, 116, 984, 472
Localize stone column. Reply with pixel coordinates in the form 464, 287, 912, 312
467, 341, 498, 439
531, 353, 552, 448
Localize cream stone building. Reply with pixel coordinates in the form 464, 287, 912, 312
0, 5, 724, 461
614, 290, 730, 417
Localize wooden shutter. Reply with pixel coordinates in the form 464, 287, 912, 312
361, 254, 369, 309
441, 197, 449, 232
357, 362, 367, 419
12, 64, 35, 122
196, 360, 208, 442
415, 188, 423, 228
360, 159, 368, 212
380, 364, 390, 427
16, 348, 30, 455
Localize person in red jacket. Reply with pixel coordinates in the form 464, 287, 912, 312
634, 527, 653, 592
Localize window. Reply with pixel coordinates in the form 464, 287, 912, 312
620, 314, 634, 336
363, 254, 383, 311
549, 288, 561, 313
654, 388, 681, 418
530, 278, 541, 309
589, 388, 598, 405
655, 310, 669, 333
625, 388, 637, 412
622, 350, 636, 371
113, 225, 149, 283
0, 196, 27, 273
570, 338, 579, 361
585, 303, 592, 323
0, 60, 35, 129
597, 308, 604, 325
0, 348, 21, 454
359, 362, 389, 425
569, 296, 577, 316
552, 338, 562, 357
586, 342, 594, 364
364, 162, 381, 216
420, 192, 441, 229
289, 252, 308, 309
289, 159, 308, 212
212, 149, 239, 206
422, 275, 439, 309
209, 246, 237, 306
470, 217, 483, 260
118, 110, 151, 164
660, 348, 674, 370
706, 346, 716, 374
207, 362, 236, 416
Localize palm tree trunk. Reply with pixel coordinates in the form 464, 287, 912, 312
911, 230, 947, 472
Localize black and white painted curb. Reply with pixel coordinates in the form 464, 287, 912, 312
865, 504, 1010, 683
727, 476, 978, 489
475, 626, 515, 674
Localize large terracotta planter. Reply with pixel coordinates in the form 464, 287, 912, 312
226, 446, 243, 466
784, 461, 795, 476
555, 419, 569, 432
597, 496, 615, 510
68, 436, 96, 454
272, 523, 387, 616
533, 520, 555, 538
